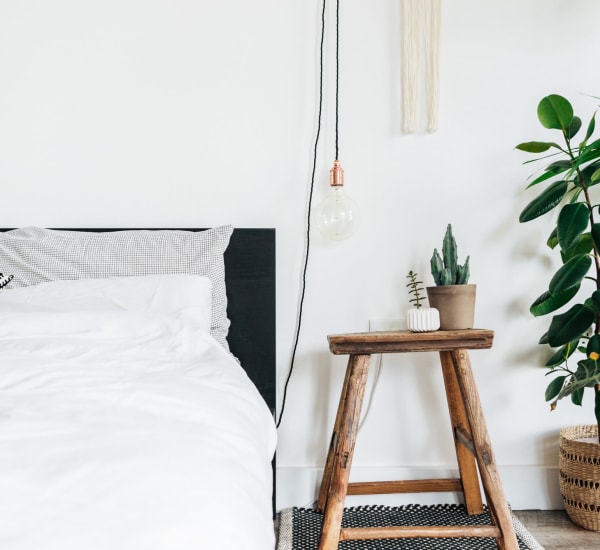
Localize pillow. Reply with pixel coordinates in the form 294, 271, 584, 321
0, 273, 13, 289
0, 226, 233, 349
0, 275, 213, 333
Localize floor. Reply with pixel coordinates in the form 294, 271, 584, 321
513, 510, 600, 549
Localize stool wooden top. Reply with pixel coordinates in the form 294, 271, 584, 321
327, 329, 494, 355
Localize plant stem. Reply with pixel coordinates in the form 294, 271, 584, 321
581, 180, 600, 334
566, 132, 600, 334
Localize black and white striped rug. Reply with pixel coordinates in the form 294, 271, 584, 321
277, 504, 544, 549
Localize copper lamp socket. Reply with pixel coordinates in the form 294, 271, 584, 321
329, 160, 344, 187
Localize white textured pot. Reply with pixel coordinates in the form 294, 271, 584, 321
406, 307, 440, 332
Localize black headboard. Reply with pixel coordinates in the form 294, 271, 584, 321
0, 228, 276, 416
223, 228, 276, 415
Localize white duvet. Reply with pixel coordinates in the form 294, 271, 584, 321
0, 306, 277, 549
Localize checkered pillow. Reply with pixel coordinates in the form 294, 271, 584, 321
0, 226, 233, 350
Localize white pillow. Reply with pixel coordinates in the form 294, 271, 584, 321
0, 275, 213, 334
0, 226, 232, 349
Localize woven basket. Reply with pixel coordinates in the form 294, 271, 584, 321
559, 424, 600, 531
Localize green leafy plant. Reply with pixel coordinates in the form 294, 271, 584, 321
517, 93, 600, 440
406, 270, 426, 308
430, 224, 470, 285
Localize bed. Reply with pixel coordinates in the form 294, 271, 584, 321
0, 226, 276, 550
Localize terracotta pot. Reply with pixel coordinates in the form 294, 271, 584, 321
425, 284, 476, 330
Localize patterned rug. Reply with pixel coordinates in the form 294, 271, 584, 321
276, 504, 545, 549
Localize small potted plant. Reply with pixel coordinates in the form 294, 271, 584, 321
406, 270, 440, 332
426, 224, 476, 330
516, 93, 600, 531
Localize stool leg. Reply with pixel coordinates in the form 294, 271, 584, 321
318, 354, 370, 550
439, 350, 484, 514
316, 359, 355, 512
450, 349, 519, 550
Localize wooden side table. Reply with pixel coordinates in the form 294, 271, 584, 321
316, 330, 519, 550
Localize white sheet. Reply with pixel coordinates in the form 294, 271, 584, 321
0, 310, 277, 550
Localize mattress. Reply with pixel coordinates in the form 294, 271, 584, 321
0, 276, 277, 549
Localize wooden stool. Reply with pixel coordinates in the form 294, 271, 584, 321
316, 330, 519, 550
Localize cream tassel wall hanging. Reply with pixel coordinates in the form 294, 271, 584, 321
401, 0, 441, 133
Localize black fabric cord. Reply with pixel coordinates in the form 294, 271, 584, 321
276, 0, 328, 429
335, 0, 339, 160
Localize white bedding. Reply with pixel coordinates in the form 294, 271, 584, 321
0, 306, 277, 549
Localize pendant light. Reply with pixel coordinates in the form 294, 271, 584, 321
315, 0, 359, 241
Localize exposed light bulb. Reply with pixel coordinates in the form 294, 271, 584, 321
315, 160, 359, 241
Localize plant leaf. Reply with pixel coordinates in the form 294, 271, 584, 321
548, 254, 592, 294
576, 139, 600, 167
523, 150, 563, 166
545, 376, 566, 401
516, 141, 561, 153
526, 170, 562, 189
545, 340, 579, 367
547, 227, 558, 249
561, 233, 594, 262
583, 159, 600, 173
539, 331, 549, 345
538, 95, 574, 131
584, 112, 596, 144
546, 159, 573, 172
530, 286, 580, 317
571, 387, 584, 406
526, 161, 572, 188
547, 304, 595, 347
519, 180, 568, 222
557, 203, 590, 251
567, 116, 582, 139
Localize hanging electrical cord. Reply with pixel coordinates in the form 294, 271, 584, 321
335, 0, 339, 160
276, 0, 328, 429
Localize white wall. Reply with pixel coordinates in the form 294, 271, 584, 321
2, 0, 600, 512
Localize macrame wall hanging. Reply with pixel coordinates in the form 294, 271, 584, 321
401, 0, 441, 133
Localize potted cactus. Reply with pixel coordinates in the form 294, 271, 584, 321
406, 270, 440, 332
426, 224, 476, 330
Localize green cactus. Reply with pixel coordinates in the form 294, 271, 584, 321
430, 224, 470, 286
442, 224, 457, 278
430, 249, 444, 285
456, 256, 470, 284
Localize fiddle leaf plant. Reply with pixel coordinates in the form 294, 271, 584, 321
517, 93, 600, 441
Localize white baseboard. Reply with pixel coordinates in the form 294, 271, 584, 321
275, 465, 563, 511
